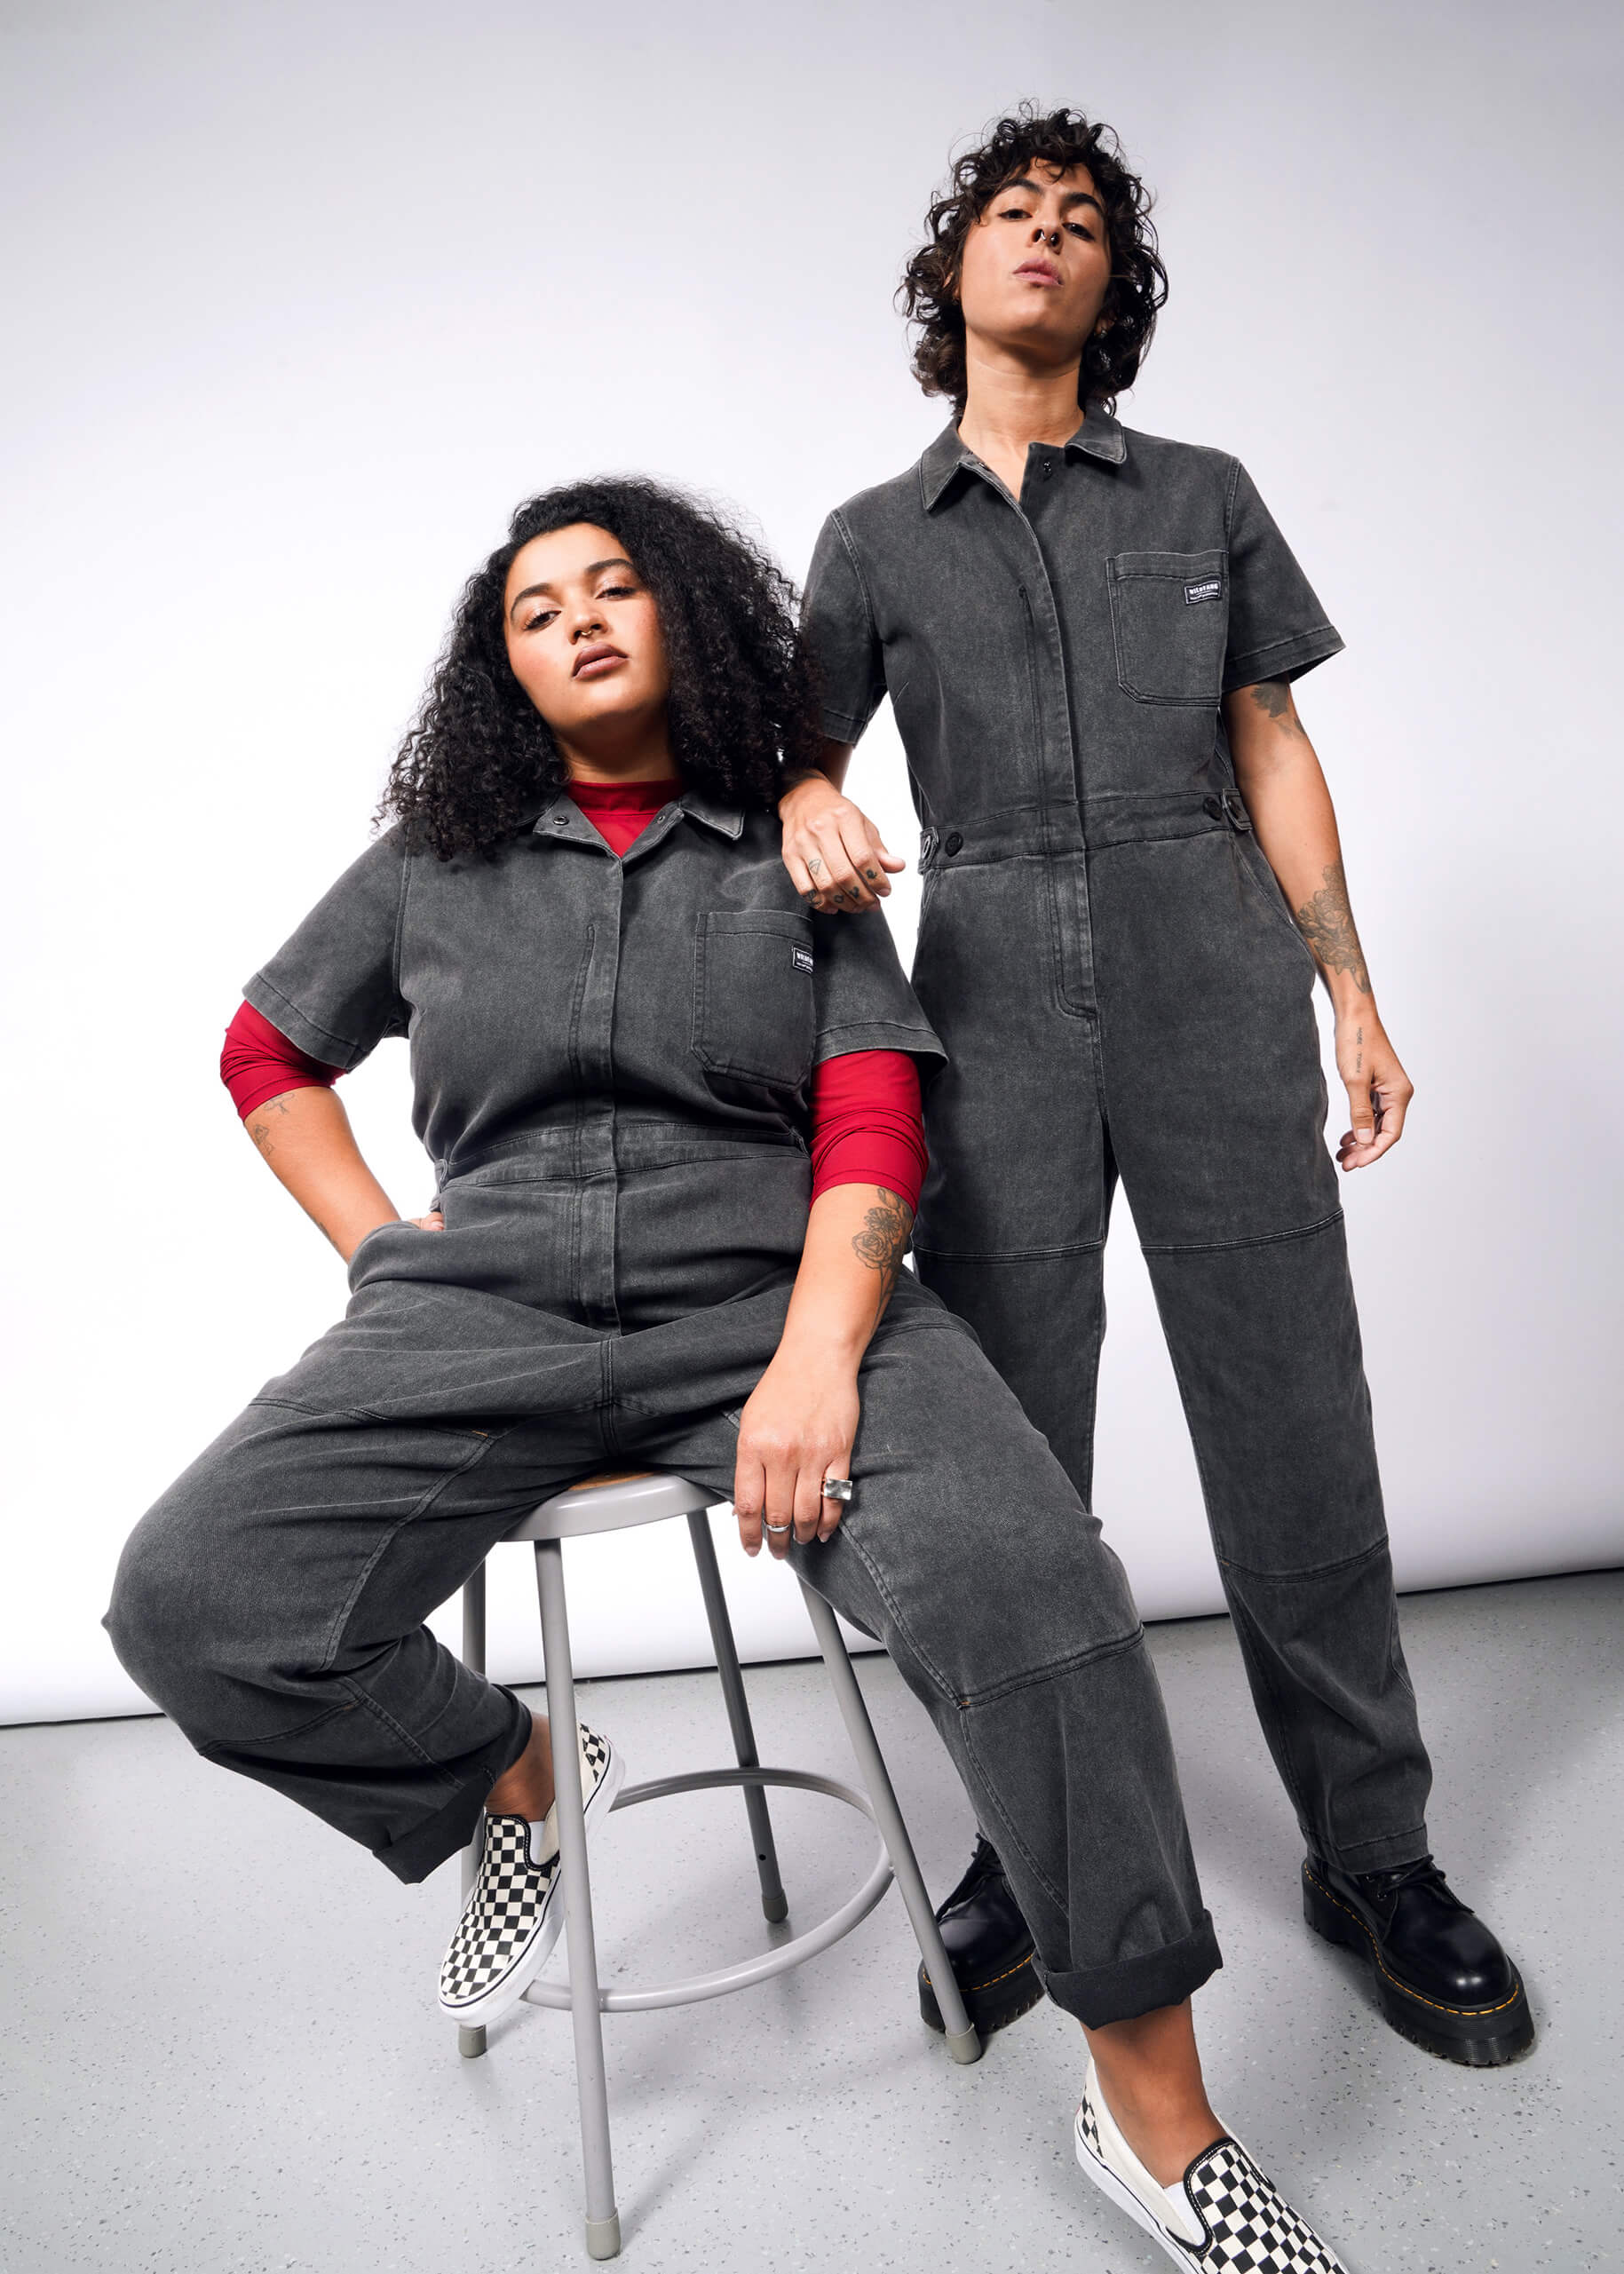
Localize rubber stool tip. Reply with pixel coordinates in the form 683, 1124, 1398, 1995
946, 2024, 983, 2064
457, 2024, 487, 2060
585, 2209, 622, 2259
761, 1890, 790, 1924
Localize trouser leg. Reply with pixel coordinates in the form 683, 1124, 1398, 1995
105, 1398, 598, 1882
633, 1298, 1221, 2027
1141, 1216, 1432, 1873
914, 1240, 1108, 1505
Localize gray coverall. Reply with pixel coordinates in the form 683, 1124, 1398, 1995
107, 781, 1220, 2025
803, 410, 1432, 1876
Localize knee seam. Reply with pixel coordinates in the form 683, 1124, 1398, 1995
1140, 1208, 1343, 1259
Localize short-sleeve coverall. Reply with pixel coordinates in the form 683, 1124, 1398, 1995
803, 409, 1432, 1875
107, 780, 1220, 2026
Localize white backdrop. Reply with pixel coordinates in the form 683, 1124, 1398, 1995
3, 0, 1619, 1724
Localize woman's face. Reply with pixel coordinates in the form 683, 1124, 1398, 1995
503, 522, 671, 766
955, 162, 1113, 378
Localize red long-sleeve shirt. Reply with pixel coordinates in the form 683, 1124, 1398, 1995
221, 779, 928, 1211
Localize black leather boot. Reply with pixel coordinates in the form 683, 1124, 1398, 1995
918, 1835, 1044, 2038
1303, 1852, 1534, 2065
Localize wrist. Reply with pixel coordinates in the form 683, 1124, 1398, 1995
772, 1319, 867, 1376
1329, 981, 1379, 1026
778, 771, 830, 819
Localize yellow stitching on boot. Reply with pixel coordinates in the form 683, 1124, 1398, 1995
1303, 1865, 1525, 2019
922, 1953, 1038, 1995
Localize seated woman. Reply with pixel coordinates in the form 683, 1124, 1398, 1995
107, 477, 1350, 2271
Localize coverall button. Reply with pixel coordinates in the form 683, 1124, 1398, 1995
1201, 795, 1222, 819
944, 832, 963, 856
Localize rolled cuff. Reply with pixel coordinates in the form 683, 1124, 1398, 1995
368, 1686, 533, 1885
1036, 1911, 1223, 2027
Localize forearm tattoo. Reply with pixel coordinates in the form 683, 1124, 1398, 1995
851, 1187, 912, 1307
246, 1095, 293, 1157
1294, 860, 1370, 993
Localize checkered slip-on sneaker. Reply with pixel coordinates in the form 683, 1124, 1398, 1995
438, 1722, 624, 2029
1075, 2058, 1348, 2271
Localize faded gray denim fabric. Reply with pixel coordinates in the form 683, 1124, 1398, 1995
803, 412, 1432, 1874
106, 790, 1219, 2027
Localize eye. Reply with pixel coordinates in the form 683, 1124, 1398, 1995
522, 607, 558, 633
598, 582, 637, 599
1064, 220, 1096, 240
995, 202, 1033, 221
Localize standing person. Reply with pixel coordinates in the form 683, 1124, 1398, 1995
783, 105, 1532, 2072
107, 478, 1357, 2269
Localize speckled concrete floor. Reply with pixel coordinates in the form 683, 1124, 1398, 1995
2, 1570, 1619, 2274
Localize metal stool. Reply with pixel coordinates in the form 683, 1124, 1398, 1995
455, 1470, 981, 2259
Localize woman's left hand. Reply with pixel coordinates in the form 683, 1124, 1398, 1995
733, 1350, 860, 1560
1334, 1012, 1414, 1171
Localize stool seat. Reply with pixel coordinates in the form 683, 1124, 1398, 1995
506, 1471, 717, 1541
454, 1464, 979, 2259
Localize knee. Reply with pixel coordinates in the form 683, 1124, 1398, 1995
105, 1513, 191, 1702
105, 1494, 250, 1712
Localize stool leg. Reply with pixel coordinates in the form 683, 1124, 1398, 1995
458, 1563, 489, 2061
535, 1541, 622, 2261
685, 1510, 789, 1924
798, 1582, 982, 2066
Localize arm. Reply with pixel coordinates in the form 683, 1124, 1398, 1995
241, 1084, 427, 1262
779, 741, 905, 914
732, 1179, 913, 1558
1224, 678, 1413, 1169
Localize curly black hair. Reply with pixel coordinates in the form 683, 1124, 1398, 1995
899, 104, 1168, 417
377, 476, 823, 860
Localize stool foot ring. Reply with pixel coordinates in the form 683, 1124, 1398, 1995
522, 1765, 892, 2014
457, 2024, 487, 2060
945, 2023, 983, 2065
584, 2210, 622, 2260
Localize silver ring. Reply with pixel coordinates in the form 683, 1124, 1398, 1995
764, 1519, 792, 1534
820, 1477, 853, 1503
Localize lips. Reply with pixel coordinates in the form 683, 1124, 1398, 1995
573, 642, 627, 679
1015, 259, 1061, 284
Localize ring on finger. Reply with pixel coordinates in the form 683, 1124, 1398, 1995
763, 1518, 792, 1534
820, 1477, 853, 1503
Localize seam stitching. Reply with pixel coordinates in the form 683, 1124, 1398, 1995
1140, 1209, 1343, 1259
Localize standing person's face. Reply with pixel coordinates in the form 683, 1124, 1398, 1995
955, 162, 1113, 376
503, 522, 672, 769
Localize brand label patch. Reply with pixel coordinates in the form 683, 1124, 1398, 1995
1184, 576, 1223, 606
790, 946, 814, 973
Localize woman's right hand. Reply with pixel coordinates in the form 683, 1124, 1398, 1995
779, 773, 903, 913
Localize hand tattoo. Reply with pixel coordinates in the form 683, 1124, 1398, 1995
1294, 860, 1370, 993
851, 1187, 912, 1310
806, 855, 823, 877
1248, 677, 1307, 736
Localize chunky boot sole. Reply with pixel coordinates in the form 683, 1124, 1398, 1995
918, 1940, 1045, 2039
1303, 1859, 1535, 2067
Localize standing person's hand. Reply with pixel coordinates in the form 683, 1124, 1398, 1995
779, 773, 903, 913
1334, 1012, 1413, 1170
733, 1351, 860, 1558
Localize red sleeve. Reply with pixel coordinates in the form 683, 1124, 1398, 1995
809, 1050, 928, 1215
220, 999, 345, 1120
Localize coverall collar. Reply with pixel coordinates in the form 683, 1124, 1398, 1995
919, 401, 1128, 511
531, 778, 746, 852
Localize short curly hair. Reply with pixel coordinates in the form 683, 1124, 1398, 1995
899, 105, 1168, 417
378, 477, 823, 860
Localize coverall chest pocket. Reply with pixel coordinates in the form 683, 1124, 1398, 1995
1107, 548, 1228, 705
692, 909, 816, 1089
